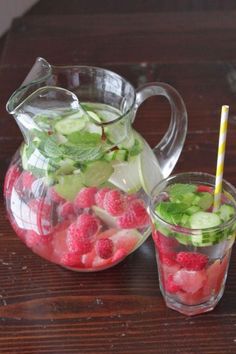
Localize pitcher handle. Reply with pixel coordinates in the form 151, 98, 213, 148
134, 82, 188, 178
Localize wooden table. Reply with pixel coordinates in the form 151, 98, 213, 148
0, 3, 236, 353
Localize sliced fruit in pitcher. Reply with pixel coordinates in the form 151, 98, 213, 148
110, 229, 143, 253
55, 115, 86, 135
108, 156, 142, 193
54, 174, 84, 201
92, 206, 118, 228
82, 160, 114, 187
138, 142, 163, 194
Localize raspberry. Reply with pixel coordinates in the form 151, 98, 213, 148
164, 275, 181, 293
176, 252, 209, 271
66, 214, 100, 254
4, 164, 21, 197
159, 252, 177, 266
21, 171, 35, 190
96, 238, 114, 259
74, 187, 97, 209
103, 190, 127, 216
58, 202, 75, 219
197, 185, 213, 193
117, 199, 149, 228
76, 213, 100, 237
67, 228, 93, 255
95, 188, 110, 208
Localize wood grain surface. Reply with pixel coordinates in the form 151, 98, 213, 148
0, 1, 236, 353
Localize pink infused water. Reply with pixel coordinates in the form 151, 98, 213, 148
150, 177, 236, 315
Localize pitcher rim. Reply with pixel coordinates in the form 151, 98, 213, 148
6, 57, 137, 126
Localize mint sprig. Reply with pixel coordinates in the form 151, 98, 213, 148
67, 132, 101, 145
156, 201, 189, 225
169, 183, 197, 199
44, 136, 63, 158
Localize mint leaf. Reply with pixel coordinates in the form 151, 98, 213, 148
61, 144, 103, 162
155, 202, 189, 224
44, 137, 63, 158
169, 183, 197, 199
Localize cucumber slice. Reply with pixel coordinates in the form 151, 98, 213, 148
82, 160, 114, 187
108, 157, 142, 193
118, 130, 135, 149
55, 158, 75, 175
138, 142, 163, 195
104, 121, 128, 144
87, 111, 102, 123
104, 151, 116, 161
55, 117, 86, 135
198, 192, 213, 210
181, 214, 190, 226
85, 122, 102, 135
92, 206, 117, 228
190, 232, 215, 247
190, 211, 221, 229
104, 149, 128, 162
185, 206, 200, 215
218, 204, 235, 222
175, 233, 193, 246
54, 174, 84, 201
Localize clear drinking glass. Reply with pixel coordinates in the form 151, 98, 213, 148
149, 172, 236, 316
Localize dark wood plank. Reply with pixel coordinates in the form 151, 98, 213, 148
27, 0, 236, 15
0, 33, 7, 60
2, 12, 236, 66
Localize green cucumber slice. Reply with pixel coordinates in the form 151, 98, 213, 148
185, 205, 200, 215
190, 211, 221, 229
138, 142, 163, 195
55, 158, 75, 175
218, 204, 235, 222
85, 122, 102, 135
104, 121, 128, 144
104, 149, 128, 162
82, 160, 114, 187
198, 192, 213, 210
54, 174, 84, 201
104, 151, 116, 161
118, 130, 135, 149
190, 232, 215, 247
108, 157, 142, 193
87, 111, 102, 123
55, 117, 86, 135
92, 206, 117, 228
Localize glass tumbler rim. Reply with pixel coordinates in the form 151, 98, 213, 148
149, 171, 236, 235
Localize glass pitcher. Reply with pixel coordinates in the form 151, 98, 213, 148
4, 57, 187, 271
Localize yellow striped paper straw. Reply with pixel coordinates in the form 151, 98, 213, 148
213, 105, 229, 211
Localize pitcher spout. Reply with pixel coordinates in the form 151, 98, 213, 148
6, 57, 52, 115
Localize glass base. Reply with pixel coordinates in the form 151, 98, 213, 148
162, 286, 225, 316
